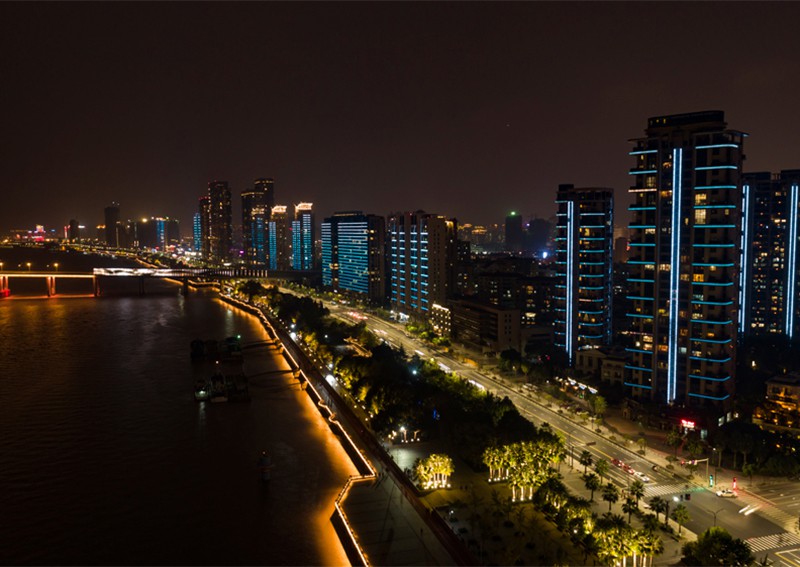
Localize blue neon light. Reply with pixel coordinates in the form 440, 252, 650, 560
689, 356, 732, 363
694, 224, 736, 229
693, 243, 735, 248
689, 375, 729, 384
692, 300, 734, 306
625, 348, 653, 354
667, 147, 682, 404
738, 183, 751, 335
694, 205, 736, 209
624, 382, 653, 390
696, 144, 739, 150
566, 200, 575, 364
629, 206, 656, 211
629, 149, 658, 155
687, 392, 731, 401
695, 165, 737, 170
690, 337, 732, 344
625, 365, 653, 372
626, 313, 653, 319
693, 263, 735, 267
629, 169, 658, 175
787, 183, 799, 339
694, 185, 737, 190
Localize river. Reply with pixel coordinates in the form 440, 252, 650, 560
0, 249, 355, 565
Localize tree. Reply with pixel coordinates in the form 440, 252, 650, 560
743, 462, 758, 486
589, 394, 607, 426
239, 279, 266, 302
671, 504, 690, 536
666, 428, 683, 458
601, 482, 620, 512
682, 526, 755, 567
583, 472, 601, 501
622, 496, 638, 523
595, 458, 610, 481
637, 436, 648, 455
579, 449, 593, 475
629, 479, 645, 505
649, 496, 667, 524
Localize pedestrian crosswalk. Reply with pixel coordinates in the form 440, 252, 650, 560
746, 532, 800, 553
643, 483, 692, 498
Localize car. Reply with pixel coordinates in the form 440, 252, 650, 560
612, 458, 623, 467
623, 464, 635, 474
716, 489, 737, 498
634, 471, 651, 483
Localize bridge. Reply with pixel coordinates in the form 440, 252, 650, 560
0, 267, 269, 297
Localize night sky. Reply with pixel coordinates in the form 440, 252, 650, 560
3, 2, 799, 234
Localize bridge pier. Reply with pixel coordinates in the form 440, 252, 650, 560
46, 276, 56, 297
0, 276, 8, 298
94, 276, 100, 297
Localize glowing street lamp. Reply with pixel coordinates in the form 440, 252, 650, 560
53, 263, 59, 272
26, 262, 31, 271
400, 426, 407, 443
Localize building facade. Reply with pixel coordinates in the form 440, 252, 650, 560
198, 196, 211, 260
268, 205, 291, 271
740, 170, 800, 340
207, 181, 232, 263
104, 202, 121, 248
242, 183, 269, 266
554, 184, 614, 365
505, 211, 524, 253
625, 111, 746, 421
387, 211, 457, 318
291, 203, 314, 270
321, 211, 386, 303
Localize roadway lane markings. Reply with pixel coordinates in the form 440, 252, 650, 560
747, 533, 800, 553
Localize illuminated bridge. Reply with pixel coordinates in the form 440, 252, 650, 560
0, 267, 269, 297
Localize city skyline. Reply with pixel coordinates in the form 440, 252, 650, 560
3, 3, 800, 232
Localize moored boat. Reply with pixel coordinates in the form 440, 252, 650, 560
194, 379, 210, 401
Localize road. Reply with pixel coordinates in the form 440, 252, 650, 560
283, 289, 800, 563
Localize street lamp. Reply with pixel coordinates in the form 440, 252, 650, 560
26, 262, 31, 271
712, 508, 725, 526
53, 263, 59, 272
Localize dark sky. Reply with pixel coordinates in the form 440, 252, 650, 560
2, 2, 799, 234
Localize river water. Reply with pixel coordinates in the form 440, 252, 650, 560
0, 260, 355, 565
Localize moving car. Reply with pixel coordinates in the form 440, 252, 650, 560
716, 489, 737, 498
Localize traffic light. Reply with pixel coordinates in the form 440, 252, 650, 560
685, 493, 691, 501
681, 459, 686, 466
733, 476, 738, 489
709, 474, 714, 487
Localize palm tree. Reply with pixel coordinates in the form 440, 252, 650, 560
671, 504, 690, 536
595, 458, 610, 482
637, 436, 648, 455
622, 496, 638, 523
601, 482, 620, 512
629, 479, 645, 505
583, 472, 601, 501
649, 496, 667, 524
579, 449, 593, 474
666, 427, 683, 458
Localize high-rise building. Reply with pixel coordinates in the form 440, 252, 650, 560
67, 219, 80, 242
207, 181, 232, 263
291, 203, 315, 270
387, 211, 457, 317
740, 170, 800, 340
505, 211, 523, 253
198, 196, 211, 260
321, 211, 386, 302
268, 205, 291, 270
104, 202, 120, 247
626, 111, 746, 420
193, 212, 203, 253
242, 183, 269, 266
554, 184, 614, 365
254, 178, 275, 210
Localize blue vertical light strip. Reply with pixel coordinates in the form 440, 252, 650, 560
566, 200, 575, 364
606, 195, 614, 344
738, 184, 751, 335
786, 183, 799, 338
667, 148, 683, 403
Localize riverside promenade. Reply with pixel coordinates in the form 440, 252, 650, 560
220, 293, 475, 566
